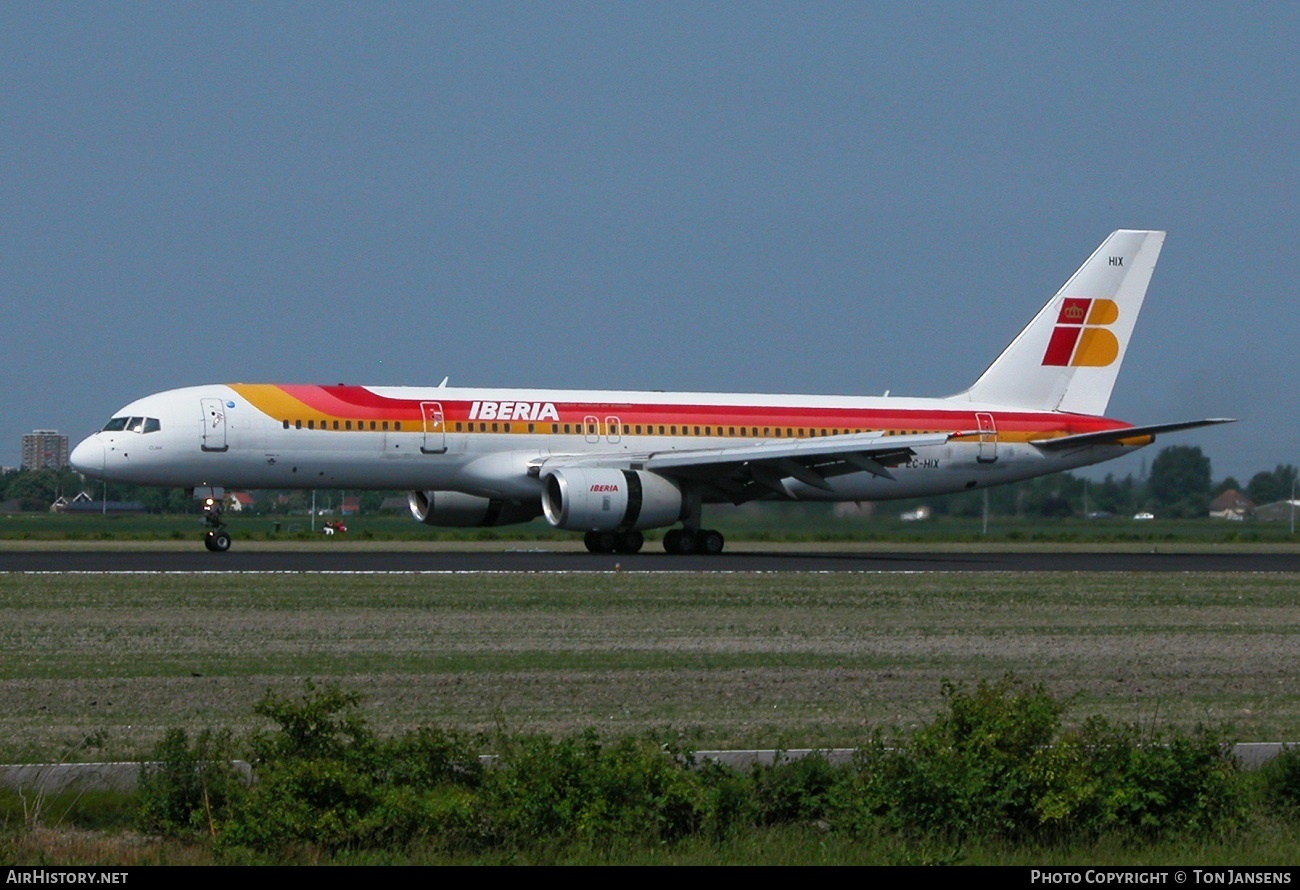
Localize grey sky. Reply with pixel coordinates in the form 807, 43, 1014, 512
2, 3, 1294, 483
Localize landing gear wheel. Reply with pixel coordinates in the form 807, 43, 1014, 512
584, 531, 613, 553
614, 530, 644, 554
204, 529, 232, 552
663, 528, 696, 555
698, 529, 725, 555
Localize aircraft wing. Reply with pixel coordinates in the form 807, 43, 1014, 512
1029, 418, 1236, 450
535, 431, 956, 502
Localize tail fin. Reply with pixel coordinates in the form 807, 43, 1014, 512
958, 230, 1165, 416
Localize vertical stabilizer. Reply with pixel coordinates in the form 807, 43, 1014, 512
957, 230, 1165, 416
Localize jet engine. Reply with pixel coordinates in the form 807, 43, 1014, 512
408, 490, 541, 527
540, 468, 686, 532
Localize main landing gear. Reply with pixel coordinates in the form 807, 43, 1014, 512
584, 530, 645, 554
662, 527, 725, 555
583, 527, 726, 555
200, 493, 231, 552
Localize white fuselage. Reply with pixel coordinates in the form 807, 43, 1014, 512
69, 382, 1136, 504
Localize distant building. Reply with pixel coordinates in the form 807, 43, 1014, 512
1254, 500, 1300, 522
21, 430, 69, 471
1209, 489, 1255, 520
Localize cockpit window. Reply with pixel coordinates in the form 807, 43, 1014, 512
101, 416, 161, 433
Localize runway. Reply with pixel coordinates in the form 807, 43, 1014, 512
4, 548, 1299, 573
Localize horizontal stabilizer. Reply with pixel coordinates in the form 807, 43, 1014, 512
1030, 418, 1235, 450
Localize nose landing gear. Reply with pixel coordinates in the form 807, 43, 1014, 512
204, 527, 232, 552
197, 488, 232, 552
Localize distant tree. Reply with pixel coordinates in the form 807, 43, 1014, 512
1246, 465, 1298, 506
1147, 446, 1212, 518
1090, 473, 1140, 516
1214, 477, 1242, 496
359, 491, 390, 513
6, 469, 69, 506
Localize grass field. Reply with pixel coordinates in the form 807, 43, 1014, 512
1, 570, 1298, 762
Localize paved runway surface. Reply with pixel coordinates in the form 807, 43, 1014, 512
4, 549, 1299, 572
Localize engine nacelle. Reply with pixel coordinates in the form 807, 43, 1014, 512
540, 468, 686, 532
408, 490, 541, 527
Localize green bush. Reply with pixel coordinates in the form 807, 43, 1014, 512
1057, 718, 1245, 839
828, 676, 1244, 843
133, 678, 1250, 856
249, 681, 372, 764
750, 751, 837, 826
831, 676, 1065, 839
219, 682, 484, 853
1259, 745, 1300, 818
136, 728, 245, 838
479, 732, 711, 847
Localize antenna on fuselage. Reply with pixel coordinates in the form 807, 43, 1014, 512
438, 376, 449, 388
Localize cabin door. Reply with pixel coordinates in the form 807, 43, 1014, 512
976, 412, 998, 463
200, 398, 228, 452
420, 402, 447, 454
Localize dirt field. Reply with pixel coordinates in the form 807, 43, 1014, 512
1, 570, 1298, 760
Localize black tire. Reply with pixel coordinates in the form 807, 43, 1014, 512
664, 528, 696, 555
615, 530, 644, 554
205, 530, 232, 552
697, 529, 725, 555
584, 531, 609, 553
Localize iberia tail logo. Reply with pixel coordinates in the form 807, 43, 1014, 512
1041, 297, 1120, 367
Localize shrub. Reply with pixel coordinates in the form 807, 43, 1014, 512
828, 676, 1244, 843
1061, 718, 1245, 839
1258, 745, 1300, 818
136, 728, 245, 838
750, 751, 837, 826
219, 682, 485, 853
479, 731, 711, 847
249, 681, 372, 764
831, 676, 1065, 839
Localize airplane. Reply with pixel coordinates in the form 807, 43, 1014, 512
69, 230, 1232, 554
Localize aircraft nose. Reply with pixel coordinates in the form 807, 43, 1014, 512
69, 436, 104, 478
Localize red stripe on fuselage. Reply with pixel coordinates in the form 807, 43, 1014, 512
253, 386, 1130, 438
